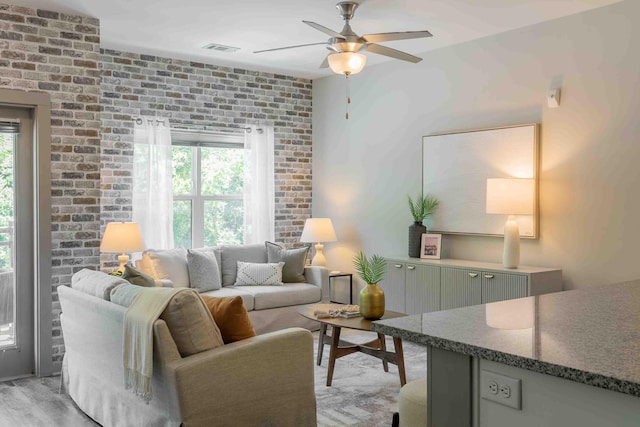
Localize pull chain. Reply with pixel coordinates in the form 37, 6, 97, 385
345, 73, 351, 120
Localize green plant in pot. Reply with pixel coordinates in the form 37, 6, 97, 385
353, 252, 387, 320
407, 193, 440, 258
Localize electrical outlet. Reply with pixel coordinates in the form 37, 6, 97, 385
499, 384, 511, 398
480, 370, 522, 410
488, 381, 498, 395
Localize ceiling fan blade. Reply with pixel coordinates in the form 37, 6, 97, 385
303, 21, 345, 39
254, 42, 327, 54
365, 43, 423, 63
320, 55, 329, 69
363, 30, 433, 43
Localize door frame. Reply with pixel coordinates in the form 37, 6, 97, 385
0, 88, 52, 377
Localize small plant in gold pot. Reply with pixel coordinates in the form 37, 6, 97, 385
353, 252, 387, 320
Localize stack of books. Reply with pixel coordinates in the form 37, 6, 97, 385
314, 305, 361, 319
335, 305, 361, 318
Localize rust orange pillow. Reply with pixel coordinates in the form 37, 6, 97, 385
201, 295, 256, 343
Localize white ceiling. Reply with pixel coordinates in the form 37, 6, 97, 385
9, 0, 623, 79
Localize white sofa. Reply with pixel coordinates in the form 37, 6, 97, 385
58, 273, 317, 427
135, 243, 329, 334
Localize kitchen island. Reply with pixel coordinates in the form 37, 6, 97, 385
372, 280, 640, 426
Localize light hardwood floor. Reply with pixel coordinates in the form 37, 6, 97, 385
0, 375, 98, 426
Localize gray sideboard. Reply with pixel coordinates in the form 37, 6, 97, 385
380, 257, 562, 315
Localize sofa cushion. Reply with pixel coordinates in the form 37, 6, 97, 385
121, 264, 156, 287
220, 244, 267, 286
265, 242, 310, 283
71, 268, 128, 301
236, 283, 322, 310
235, 261, 284, 286
143, 248, 189, 288
110, 283, 146, 307
160, 290, 224, 357
187, 248, 221, 292
201, 296, 256, 343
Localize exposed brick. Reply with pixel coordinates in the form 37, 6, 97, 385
12, 61, 35, 70
37, 10, 59, 19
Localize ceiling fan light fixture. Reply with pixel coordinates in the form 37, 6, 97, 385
327, 52, 367, 75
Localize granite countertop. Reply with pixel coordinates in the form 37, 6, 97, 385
372, 280, 640, 397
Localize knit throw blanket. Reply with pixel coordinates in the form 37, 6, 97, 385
123, 286, 186, 402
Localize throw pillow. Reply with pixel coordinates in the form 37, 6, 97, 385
234, 261, 284, 286
201, 296, 256, 343
187, 249, 222, 292
144, 248, 190, 288
160, 289, 224, 357
121, 263, 156, 287
265, 241, 310, 283
219, 244, 268, 287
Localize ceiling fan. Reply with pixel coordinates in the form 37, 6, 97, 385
254, 1, 433, 75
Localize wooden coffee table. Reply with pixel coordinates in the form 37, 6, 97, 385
298, 303, 407, 386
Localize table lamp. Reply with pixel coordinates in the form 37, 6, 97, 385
486, 178, 534, 269
100, 222, 144, 273
300, 218, 337, 266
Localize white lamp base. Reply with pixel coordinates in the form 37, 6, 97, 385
117, 253, 130, 273
311, 243, 327, 266
503, 216, 520, 269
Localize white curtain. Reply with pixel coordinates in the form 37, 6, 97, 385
243, 125, 275, 244
132, 118, 174, 249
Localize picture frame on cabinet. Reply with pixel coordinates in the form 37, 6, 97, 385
420, 233, 442, 259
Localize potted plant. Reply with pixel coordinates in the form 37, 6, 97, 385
407, 193, 439, 258
353, 251, 386, 320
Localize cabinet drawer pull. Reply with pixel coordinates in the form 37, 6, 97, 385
407, 265, 416, 270
468, 273, 478, 278
394, 264, 403, 268
484, 274, 495, 279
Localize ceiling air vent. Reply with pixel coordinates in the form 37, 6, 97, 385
202, 43, 240, 53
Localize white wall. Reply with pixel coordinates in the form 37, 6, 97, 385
312, 0, 640, 291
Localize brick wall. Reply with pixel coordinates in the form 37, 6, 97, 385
0, 4, 101, 366
3, 4, 313, 365
99, 49, 313, 269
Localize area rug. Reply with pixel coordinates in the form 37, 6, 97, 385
313, 329, 427, 427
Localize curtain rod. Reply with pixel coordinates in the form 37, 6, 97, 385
132, 118, 263, 133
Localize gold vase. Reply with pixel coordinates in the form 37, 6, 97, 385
359, 283, 385, 320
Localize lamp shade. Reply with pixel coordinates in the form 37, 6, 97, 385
100, 222, 144, 253
300, 218, 337, 243
486, 178, 534, 215
327, 52, 367, 75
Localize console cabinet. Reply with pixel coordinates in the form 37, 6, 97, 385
379, 258, 562, 315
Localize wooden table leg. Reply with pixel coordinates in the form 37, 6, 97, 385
317, 323, 327, 366
326, 326, 342, 386
378, 333, 389, 372
394, 336, 407, 386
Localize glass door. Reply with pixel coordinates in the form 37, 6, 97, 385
0, 106, 34, 379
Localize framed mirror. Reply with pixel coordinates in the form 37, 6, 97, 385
422, 123, 539, 238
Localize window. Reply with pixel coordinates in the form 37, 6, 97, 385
171, 131, 245, 248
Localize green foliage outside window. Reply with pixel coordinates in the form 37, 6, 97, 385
0, 133, 14, 269
172, 143, 244, 248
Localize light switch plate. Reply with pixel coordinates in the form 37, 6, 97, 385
480, 370, 522, 410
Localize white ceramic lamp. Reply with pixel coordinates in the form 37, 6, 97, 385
300, 218, 337, 267
486, 178, 534, 269
100, 222, 144, 273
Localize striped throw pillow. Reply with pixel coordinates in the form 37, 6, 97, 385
234, 261, 284, 286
